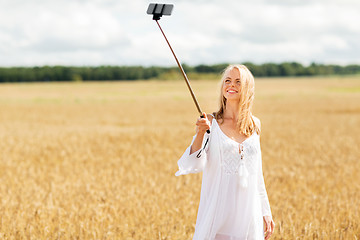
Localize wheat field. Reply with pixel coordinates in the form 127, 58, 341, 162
0, 76, 359, 240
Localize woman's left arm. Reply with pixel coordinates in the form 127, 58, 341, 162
253, 116, 275, 239
257, 150, 272, 216
257, 150, 275, 239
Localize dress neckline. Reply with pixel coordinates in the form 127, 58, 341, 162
213, 118, 256, 145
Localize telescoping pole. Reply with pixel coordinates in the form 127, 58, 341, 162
155, 20, 202, 115
155, 20, 210, 133
147, 3, 210, 133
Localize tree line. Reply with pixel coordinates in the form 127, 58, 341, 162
0, 62, 359, 82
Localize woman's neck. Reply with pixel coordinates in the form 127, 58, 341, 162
223, 101, 239, 122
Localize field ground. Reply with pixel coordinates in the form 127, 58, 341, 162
0, 76, 359, 239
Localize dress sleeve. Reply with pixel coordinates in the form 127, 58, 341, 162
175, 133, 209, 176
257, 150, 272, 217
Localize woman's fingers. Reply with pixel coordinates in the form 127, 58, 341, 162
265, 222, 270, 240
196, 113, 210, 132
264, 218, 268, 238
270, 220, 275, 234
265, 223, 271, 240
196, 119, 208, 128
196, 118, 207, 124
263, 216, 274, 240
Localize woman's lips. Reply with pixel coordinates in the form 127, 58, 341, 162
227, 89, 238, 93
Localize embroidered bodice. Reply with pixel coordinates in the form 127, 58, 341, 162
217, 121, 259, 188
221, 135, 244, 175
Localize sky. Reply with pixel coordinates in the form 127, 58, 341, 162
0, 0, 359, 67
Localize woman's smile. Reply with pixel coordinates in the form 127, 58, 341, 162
226, 89, 238, 94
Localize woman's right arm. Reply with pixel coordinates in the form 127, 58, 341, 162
190, 113, 211, 154
175, 113, 212, 176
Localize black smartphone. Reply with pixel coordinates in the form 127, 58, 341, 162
147, 3, 173, 16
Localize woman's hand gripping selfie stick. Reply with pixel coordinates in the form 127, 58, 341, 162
147, 3, 210, 134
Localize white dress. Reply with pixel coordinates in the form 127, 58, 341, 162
176, 117, 272, 240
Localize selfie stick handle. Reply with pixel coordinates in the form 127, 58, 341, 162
155, 20, 210, 134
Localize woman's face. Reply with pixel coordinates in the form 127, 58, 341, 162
222, 67, 241, 101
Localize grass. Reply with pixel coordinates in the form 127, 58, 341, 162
0, 76, 359, 239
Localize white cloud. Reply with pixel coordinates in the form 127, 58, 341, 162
0, 0, 359, 66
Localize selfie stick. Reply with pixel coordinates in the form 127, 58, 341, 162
147, 3, 210, 134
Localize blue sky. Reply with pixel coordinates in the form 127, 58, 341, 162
0, 0, 359, 66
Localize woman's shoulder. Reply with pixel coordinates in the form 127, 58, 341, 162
206, 112, 216, 122
252, 115, 261, 131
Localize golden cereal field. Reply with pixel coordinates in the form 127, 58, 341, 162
0, 76, 360, 240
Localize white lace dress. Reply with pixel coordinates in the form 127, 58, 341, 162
176, 117, 272, 240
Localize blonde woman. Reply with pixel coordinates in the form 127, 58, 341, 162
176, 64, 275, 240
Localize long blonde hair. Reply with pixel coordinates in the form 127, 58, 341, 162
215, 64, 260, 137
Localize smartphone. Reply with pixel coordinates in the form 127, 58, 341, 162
147, 3, 173, 16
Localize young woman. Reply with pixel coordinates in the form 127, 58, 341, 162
175, 64, 275, 240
